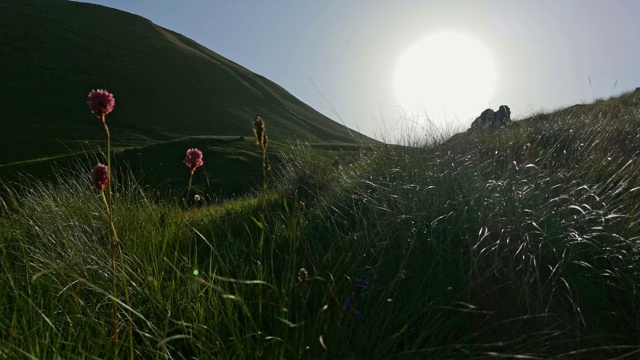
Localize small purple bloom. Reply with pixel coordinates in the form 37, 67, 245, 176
184, 148, 204, 174
342, 295, 354, 312
87, 89, 115, 119
354, 279, 369, 287
91, 163, 109, 190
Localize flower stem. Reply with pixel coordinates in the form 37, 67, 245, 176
102, 117, 134, 360
101, 190, 119, 355
261, 147, 270, 215
186, 170, 194, 205
102, 117, 112, 215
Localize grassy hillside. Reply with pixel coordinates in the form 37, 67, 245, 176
1, 90, 639, 358
0, 134, 361, 200
0, 0, 365, 169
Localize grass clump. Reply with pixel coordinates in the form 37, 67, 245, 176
1, 90, 640, 358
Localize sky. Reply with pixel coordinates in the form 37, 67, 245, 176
74, 0, 640, 140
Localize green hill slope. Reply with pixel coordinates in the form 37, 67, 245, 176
0, 0, 364, 167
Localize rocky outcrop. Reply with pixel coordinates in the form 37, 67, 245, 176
469, 105, 511, 130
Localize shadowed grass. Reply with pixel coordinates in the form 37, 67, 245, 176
1, 90, 640, 358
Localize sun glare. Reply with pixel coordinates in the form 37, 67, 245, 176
393, 32, 497, 125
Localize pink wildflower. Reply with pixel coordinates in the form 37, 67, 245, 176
184, 148, 204, 174
91, 163, 109, 190
87, 89, 115, 119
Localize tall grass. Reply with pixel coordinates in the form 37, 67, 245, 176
1, 90, 640, 358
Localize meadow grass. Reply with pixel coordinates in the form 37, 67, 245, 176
1, 90, 640, 358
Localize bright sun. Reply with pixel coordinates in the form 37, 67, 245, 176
394, 32, 497, 123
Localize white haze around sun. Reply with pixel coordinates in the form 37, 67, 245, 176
393, 32, 498, 129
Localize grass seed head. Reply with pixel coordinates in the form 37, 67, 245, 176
253, 115, 268, 150
297, 267, 308, 283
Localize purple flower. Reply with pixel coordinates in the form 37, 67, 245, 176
354, 279, 369, 287
342, 295, 354, 312
184, 148, 204, 174
91, 163, 109, 190
87, 89, 115, 119
342, 295, 365, 321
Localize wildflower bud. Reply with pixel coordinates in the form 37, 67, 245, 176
297, 268, 308, 283
91, 163, 109, 190
87, 89, 115, 119
342, 295, 354, 312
